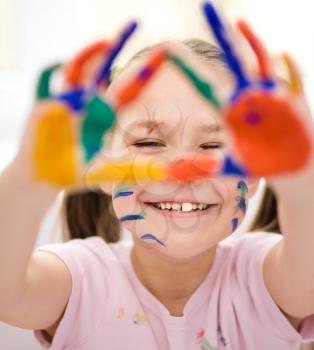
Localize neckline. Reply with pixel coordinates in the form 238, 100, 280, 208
118, 240, 223, 324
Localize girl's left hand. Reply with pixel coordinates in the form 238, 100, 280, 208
202, 2, 314, 198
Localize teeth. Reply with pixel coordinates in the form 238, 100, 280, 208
172, 203, 181, 211
150, 202, 211, 212
182, 203, 193, 212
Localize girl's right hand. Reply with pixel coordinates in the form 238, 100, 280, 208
7, 40, 116, 194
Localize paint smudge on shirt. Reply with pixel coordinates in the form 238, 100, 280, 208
117, 306, 125, 320
196, 328, 218, 350
133, 304, 147, 325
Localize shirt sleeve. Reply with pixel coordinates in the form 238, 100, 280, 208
235, 232, 314, 343
32, 237, 109, 349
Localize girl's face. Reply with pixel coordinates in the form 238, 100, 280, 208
101, 48, 257, 258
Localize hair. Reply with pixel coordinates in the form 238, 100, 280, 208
60, 38, 280, 242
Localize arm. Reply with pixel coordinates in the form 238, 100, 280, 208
263, 162, 314, 326
0, 161, 72, 333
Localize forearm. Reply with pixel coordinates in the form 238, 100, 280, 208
275, 176, 314, 290
0, 161, 58, 298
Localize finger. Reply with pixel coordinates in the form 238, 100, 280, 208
95, 21, 138, 87
202, 1, 250, 92
36, 63, 62, 100
167, 51, 222, 108
236, 20, 274, 86
32, 101, 79, 187
114, 48, 167, 108
281, 52, 303, 95
64, 40, 111, 89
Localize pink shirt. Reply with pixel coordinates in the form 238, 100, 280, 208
33, 232, 314, 349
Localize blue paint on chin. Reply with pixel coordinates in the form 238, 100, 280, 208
140, 233, 166, 247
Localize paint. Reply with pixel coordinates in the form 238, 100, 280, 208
119, 210, 147, 223
140, 233, 166, 247
113, 186, 134, 199
235, 180, 248, 215
167, 52, 222, 108
231, 217, 239, 233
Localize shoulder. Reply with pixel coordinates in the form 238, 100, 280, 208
216, 232, 283, 282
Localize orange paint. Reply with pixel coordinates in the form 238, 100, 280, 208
115, 49, 167, 108
225, 90, 312, 176
237, 20, 271, 81
167, 154, 220, 182
65, 40, 111, 88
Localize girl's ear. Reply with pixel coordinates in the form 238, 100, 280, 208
247, 177, 261, 200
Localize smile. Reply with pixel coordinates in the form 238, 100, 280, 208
144, 201, 219, 218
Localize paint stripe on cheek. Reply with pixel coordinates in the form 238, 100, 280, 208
119, 210, 147, 223
113, 191, 134, 199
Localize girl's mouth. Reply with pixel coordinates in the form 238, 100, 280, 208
144, 201, 219, 218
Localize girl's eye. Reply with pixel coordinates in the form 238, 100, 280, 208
132, 140, 166, 148
200, 143, 224, 150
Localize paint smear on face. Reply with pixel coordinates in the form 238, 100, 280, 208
235, 180, 248, 214
231, 217, 239, 232
140, 233, 166, 247
119, 210, 147, 222
113, 185, 134, 199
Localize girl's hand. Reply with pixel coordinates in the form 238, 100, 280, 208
201, 1, 314, 195
10, 23, 138, 192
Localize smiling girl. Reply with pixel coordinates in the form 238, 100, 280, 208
1, 26, 314, 350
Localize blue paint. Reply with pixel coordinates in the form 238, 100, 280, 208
217, 325, 228, 346
237, 180, 248, 194
221, 156, 249, 176
113, 191, 134, 199
119, 211, 146, 223
57, 88, 86, 111
235, 180, 248, 214
139, 66, 152, 80
96, 21, 138, 86
245, 111, 261, 125
140, 233, 166, 247
231, 217, 239, 232
202, 2, 250, 93
235, 196, 247, 214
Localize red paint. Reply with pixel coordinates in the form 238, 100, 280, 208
167, 154, 220, 182
65, 40, 111, 88
115, 49, 167, 108
237, 20, 271, 81
225, 90, 312, 176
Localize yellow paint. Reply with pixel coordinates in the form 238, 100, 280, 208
33, 102, 79, 187
117, 306, 125, 320
133, 304, 147, 325
282, 53, 302, 94
85, 160, 167, 185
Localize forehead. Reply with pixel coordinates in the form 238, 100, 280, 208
106, 51, 233, 131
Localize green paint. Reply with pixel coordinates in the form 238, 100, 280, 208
81, 96, 116, 162
168, 53, 222, 109
36, 63, 61, 100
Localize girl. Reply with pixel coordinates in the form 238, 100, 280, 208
1, 32, 314, 350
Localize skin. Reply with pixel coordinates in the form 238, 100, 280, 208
99, 44, 259, 315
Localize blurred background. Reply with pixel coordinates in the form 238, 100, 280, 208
0, 0, 314, 348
